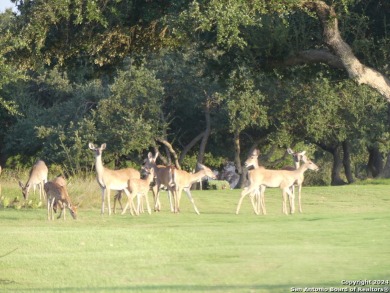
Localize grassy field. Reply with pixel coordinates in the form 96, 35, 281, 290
0, 179, 389, 292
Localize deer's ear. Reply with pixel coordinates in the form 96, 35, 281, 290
19, 181, 24, 188
197, 163, 206, 170
148, 152, 153, 159
88, 142, 95, 150
300, 151, 306, 156
101, 143, 107, 150
287, 148, 294, 154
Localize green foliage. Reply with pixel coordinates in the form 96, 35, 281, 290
216, 67, 269, 134
295, 76, 388, 145
94, 64, 166, 161
0, 0, 390, 183
0, 195, 41, 210
208, 179, 230, 190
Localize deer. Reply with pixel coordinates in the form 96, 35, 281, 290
122, 167, 154, 215
143, 152, 175, 212
44, 181, 77, 220
51, 175, 67, 213
171, 163, 216, 214
236, 149, 319, 215
240, 149, 265, 215
88, 143, 140, 215
19, 160, 48, 201
282, 148, 308, 213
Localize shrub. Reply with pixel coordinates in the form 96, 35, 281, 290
208, 180, 231, 190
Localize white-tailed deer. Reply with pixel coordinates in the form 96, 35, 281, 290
241, 149, 265, 214
236, 149, 319, 215
88, 143, 140, 215
19, 160, 48, 201
122, 168, 154, 215
283, 148, 308, 213
171, 163, 216, 214
44, 181, 77, 220
143, 152, 175, 212
52, 175, 67, 187
51, 175, 67, 213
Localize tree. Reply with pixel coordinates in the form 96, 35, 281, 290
8, 0, 183, 75
215, 67, 268, 187
292, 76, 388, 184
180, 0, 390, 102
93, 64, 167, 166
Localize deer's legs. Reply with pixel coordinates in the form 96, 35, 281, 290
47, 197, 55, 220
259, 185, 267, 215
113, 191, 123, 214
236, 186, 256, 214
297, 184, 303, 213
167, 190, 174, 212
282, 189, 288, 215
183, 187, 200, 215
286, 187, 295, 214
144, 192, 152, 215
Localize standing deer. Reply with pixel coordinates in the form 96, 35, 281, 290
283, 148, 308, 213
171, 163, 216, 214
143, 152, 175, 212
19, 160, 48, 201
241, 149, 265, 215
122, 167, 154, 215
44, 181, 77, 220
88, 143, 140, 215
236, 149, 319, 215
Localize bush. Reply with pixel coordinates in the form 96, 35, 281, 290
208, 180, 231, 190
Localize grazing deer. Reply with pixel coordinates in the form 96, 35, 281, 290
44, 181, 77, 220
282, 148, 308, 213
171, 163, 216, 214
236, 149, 319, 215
52, 175, 67, 187
88, 143, 140, 215
19, 160, 48, 201
51, 175, 67, 213
143, 152, 175, 212
122, 168, 154, 215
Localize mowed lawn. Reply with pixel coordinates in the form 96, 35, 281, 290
0, 181, 389, 293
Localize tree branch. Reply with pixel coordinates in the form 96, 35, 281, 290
179, 131, 205, 164
303, 0, 390, 102
275, 49, 344, 69
156, 138, 181, 169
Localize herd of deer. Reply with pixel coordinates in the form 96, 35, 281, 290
8, 142, 319, 221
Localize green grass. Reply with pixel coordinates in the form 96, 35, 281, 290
0, 180, 389, 292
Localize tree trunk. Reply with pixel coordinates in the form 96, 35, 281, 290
193, 102, 212, 190
367, 146, 383, 178
318, 142, 346, 185
379, 152, 390, 178
331, 146, 346, 185
233, 131, 246, 188
197, 101, 211, 164
342, 141, 354, 183
304, 1, 390, 102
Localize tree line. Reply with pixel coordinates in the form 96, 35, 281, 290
0, 0, 390, 186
